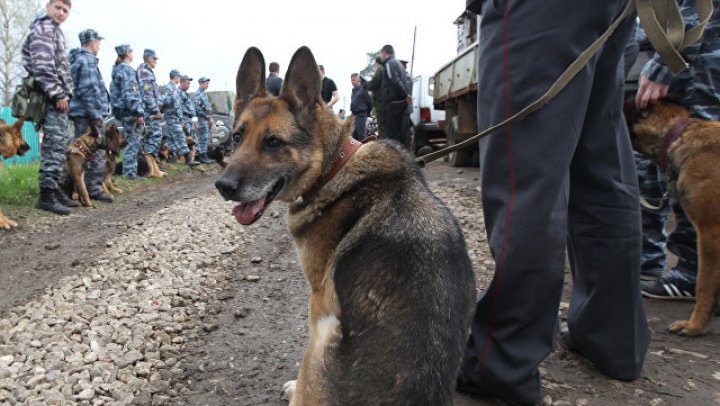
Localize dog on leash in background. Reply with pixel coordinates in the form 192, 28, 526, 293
215, 46, 476, 405
101, 124, 126, 196
626, 100, 720, 336
0, 118, 30, 229
63, 123, 123, 208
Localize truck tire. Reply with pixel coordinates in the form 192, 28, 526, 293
446, 116, 473, 167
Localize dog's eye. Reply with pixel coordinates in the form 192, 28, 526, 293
232, 132, 242, 144
266, 136, 284, 149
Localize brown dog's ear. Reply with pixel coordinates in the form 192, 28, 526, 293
14, 117, 24, 129
235, 47, 267, 118
281, 46, 322, 118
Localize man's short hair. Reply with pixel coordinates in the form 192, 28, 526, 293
381, 45, 395, 55
351, 73, 360, 80
269, 62, 280, 73
49, 0, 71, 7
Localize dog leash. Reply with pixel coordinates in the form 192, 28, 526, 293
415, 0, 714, 167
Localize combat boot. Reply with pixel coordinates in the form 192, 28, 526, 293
54, 189, 80, 208
184, 152, 200, 167
36, 187, 71, 215
86, 173, 113, 203
198, 153, 214, 164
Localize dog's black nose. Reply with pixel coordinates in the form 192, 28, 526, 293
18, 144, 30, 155
215, 174, 238, 200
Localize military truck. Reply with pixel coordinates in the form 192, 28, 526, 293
432, 10, 480, 167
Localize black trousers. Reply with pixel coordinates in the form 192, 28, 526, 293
460, 0, 649, 402
385, 100, 410, 149
351, 113, 368, 141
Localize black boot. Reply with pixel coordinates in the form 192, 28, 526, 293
86, 173, 113, 203
36, 187, 71, 215
198, 153, 214, 164
55, 189, 80, 208
184, 152, 200, 167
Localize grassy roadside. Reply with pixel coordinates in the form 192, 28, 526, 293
0, 161, 194, 220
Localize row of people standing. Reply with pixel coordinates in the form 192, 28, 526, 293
22, 0, 215, 216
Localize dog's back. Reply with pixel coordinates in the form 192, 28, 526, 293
292, 140, 476, 404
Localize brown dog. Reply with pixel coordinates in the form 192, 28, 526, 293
0, 118, 30, 229
627, 100, 720, 336
216, 47, 475, 405
63, 123, 122, 208
102, 125, 126, 196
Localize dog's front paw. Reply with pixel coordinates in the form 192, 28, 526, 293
668, 319, 708, 336
281, 380, 296, 402
0, 213, 17, 229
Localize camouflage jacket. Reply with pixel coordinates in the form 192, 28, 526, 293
136, 63, 161, 116
68, 48, 108, 120
193, 88, 212, 119
180, 90, 195, 118
161, 82, 183, 119
642, 0, 720, 83
21, 14, 73, 101
109, 62, 144, 119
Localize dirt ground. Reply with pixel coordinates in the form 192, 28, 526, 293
0, 162, 718, 406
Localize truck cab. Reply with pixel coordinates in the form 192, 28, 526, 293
411, 74, 446, 156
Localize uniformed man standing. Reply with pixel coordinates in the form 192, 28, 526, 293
193, 77, 214, 164
162, 70, 198, 166
22, 0, 75, 215
109, 44, 144, 179
179, 75, 196, 141
137, 49, 164, 173
68, 28, 112, 202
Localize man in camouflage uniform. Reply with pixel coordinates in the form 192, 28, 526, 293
193, 77, 214, 164
109, 44, 144, 179
22, 0, 75, 215
179, 74, 195, 141
636, 0, 720, 299
137, 49, 164, 168
162, 70, 198, 166
68, 28, 112, 203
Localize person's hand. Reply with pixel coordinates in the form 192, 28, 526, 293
136, 116, 145, 125
636, 74, 670, 110
55, 97, 69, 112
152, 113, 163, 120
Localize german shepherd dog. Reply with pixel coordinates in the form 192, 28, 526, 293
215, 47, 476, 405
101, 125, 126, 197
626, 100, 720, 336
0, 118, 30, 229
63, 123, 121, 207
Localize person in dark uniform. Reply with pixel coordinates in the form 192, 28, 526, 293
266, 62, 283, 97
319, 64, 339, 108
349, 73, 372, 141
456, 1, 650, 404
379, 44, 412, 149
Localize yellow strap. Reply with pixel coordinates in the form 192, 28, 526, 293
637, 0, 714, 74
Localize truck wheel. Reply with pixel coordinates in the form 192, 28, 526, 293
447, 117, 473, 167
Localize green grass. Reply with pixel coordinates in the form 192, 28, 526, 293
0, 162, 40, 206
0, 160, 193, 219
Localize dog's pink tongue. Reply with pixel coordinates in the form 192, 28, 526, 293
232, 198, 266, 225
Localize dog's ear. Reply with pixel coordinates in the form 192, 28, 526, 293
90, 124, 99, 137
281, 47, 322, 117
13, 117, 24, 129
235, 47, 267, 117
